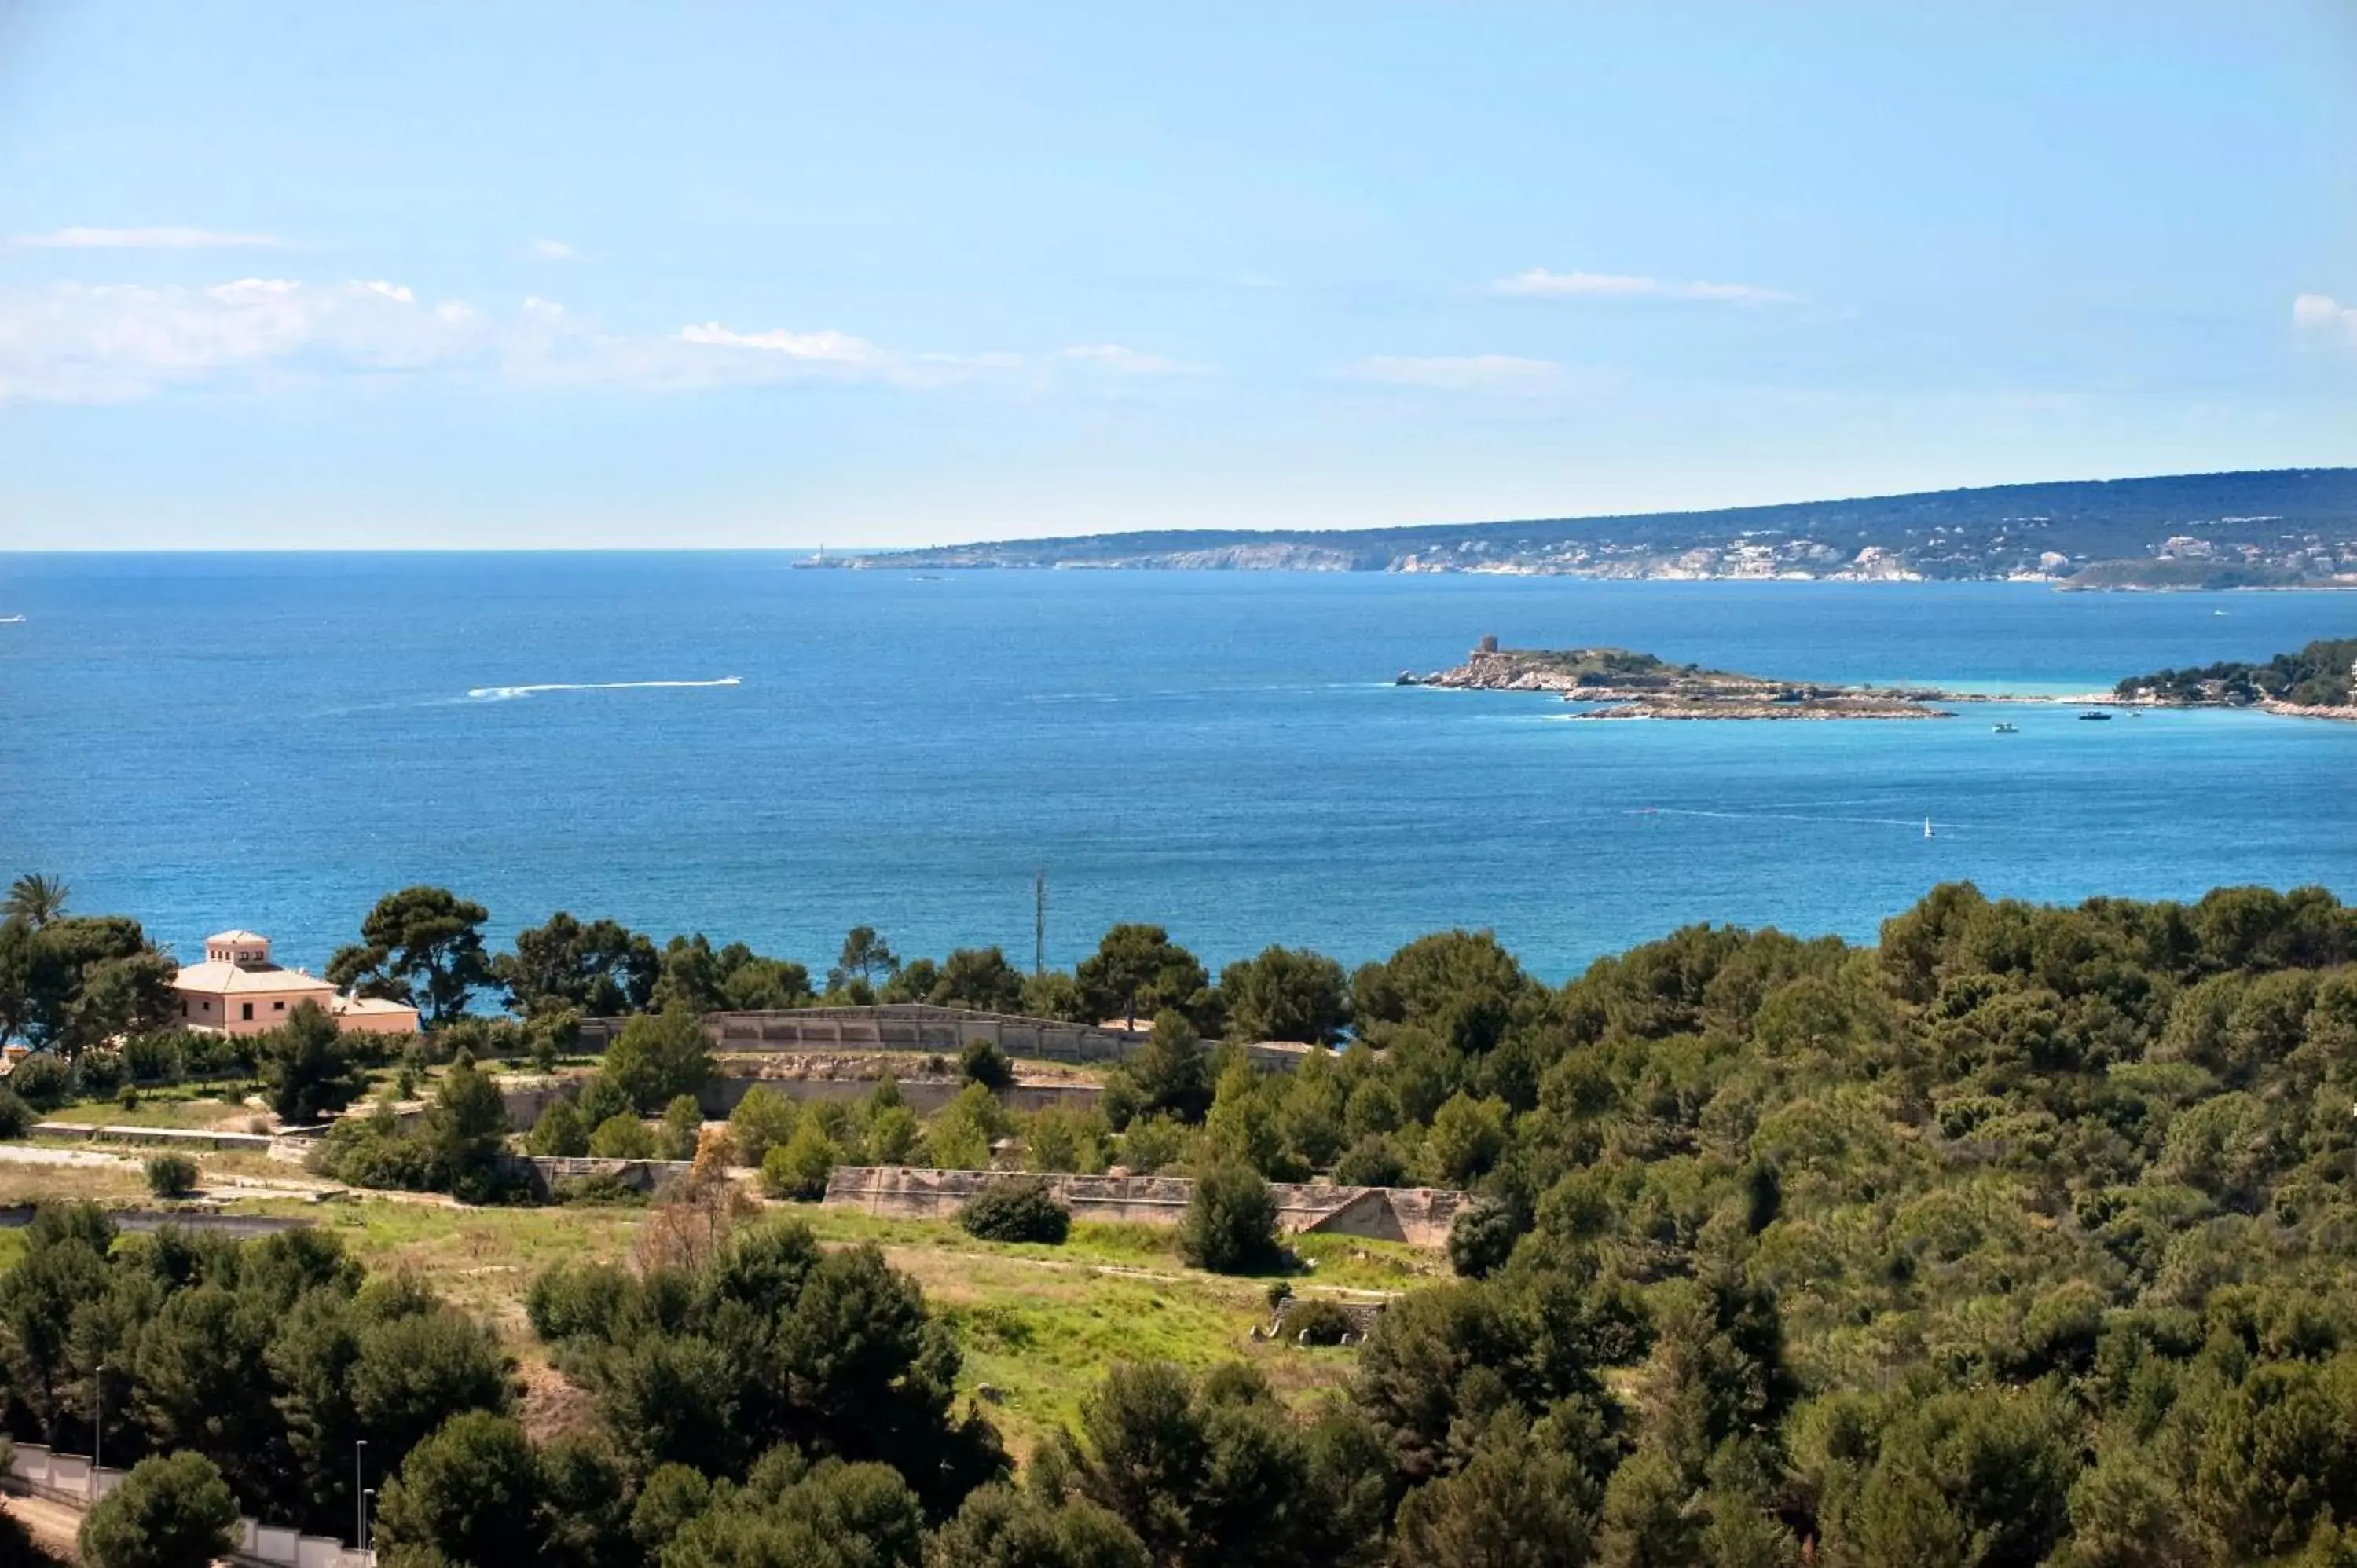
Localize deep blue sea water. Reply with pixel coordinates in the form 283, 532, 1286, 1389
2, 554, 2352, 983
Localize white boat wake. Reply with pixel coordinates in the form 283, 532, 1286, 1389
466, 676, 742, 702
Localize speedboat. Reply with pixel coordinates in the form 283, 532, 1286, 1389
1992, 721, 2018, 734
2078, 709, 2113, 721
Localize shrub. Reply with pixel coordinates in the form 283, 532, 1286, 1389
1116, 1114, 1194, 1175
864, 1102, 921, 1165
761, 1122, 838, 1201
1281, 1297, 1356, 1346
256, 1002, 365, 1123
588, 1113, 658, 1160
532, 1008, 580, 1070
0, 1088, 29, 1140
313, 1104, 438, 1190
959, 1175, 1072, 1244
960, 1038, 1014, 1090
1176, 1163, 1282, 1274
75, 1050, 126, 1095
578, 1072, 631, 1127
9, 1053, 73, 1112
922, 1083, 1006, 1171
600, 1008, 713, 1114
655, 1094, 704, 1162
1024, 1107, 1112, 1174
176, 1030, 248, 1082
423, 1055, 518, 1205
551, 1172, 649, 1207
78, 1451, 240, 1568
526, 1260, 632, 1343
1331, 1134, 1408, 1189
120, 1031, 187, 1086
1447, 1197, 1520, 1280
728, 1086, 799, 1167
525, 1097, 591, 1157
143, 1154, 199, 1199
434, 1016, 531, 1064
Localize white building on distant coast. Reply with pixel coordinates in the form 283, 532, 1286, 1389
170, 929, 420, 1036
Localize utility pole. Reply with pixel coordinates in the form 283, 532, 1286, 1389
93, 1362, 106, 1478
1034, 870, 1047, 976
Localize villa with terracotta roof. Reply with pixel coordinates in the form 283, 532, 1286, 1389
170, 929, 420, 1036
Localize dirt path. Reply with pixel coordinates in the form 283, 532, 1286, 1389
4, 1491, 85, 1562
0, 1141, 455, 1208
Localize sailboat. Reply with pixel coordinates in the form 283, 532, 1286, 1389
1923, 818, 1934, 840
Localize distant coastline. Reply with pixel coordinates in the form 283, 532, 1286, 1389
823, 467, 2357, 590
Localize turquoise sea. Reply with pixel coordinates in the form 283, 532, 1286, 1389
1, 554, 2352, 982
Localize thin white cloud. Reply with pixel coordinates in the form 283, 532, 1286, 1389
17, 225, 282, 250
1491, 267, 1794, 304
0, 278, 492, 401
2293, 293, 2357, 347
1347, 354, 1565, 391
677, 323, 885, 364
527, 238, 577, 261
0, 277, 1209, 401
1054, 343, 1213, 376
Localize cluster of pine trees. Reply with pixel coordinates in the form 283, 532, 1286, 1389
11, 880, 2357, 1566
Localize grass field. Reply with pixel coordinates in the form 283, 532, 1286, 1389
276, 1196, 1439, 1453
40, 1093, 264, 1130
0, 1141, 1446, 1459
254, 1190, 1439, 1456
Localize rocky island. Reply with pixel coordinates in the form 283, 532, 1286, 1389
1398, 638, 1955, 720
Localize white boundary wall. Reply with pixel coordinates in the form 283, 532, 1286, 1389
5, 1442, 372, 1568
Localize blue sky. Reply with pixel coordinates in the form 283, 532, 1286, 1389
2, 1, 2354, 549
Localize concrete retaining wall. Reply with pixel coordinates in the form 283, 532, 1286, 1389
577, 1003, 1149, 1064
695, 1075, 1102, 1118
5, 1442, 372, 1567
31, 1121, 276, 1152
823, 1166, 1472, 1247
502, 1154, 697, 1197
0, 1205, 310, 1239
577, 1006, 1314, 1075
494, 1073, 1103, 1135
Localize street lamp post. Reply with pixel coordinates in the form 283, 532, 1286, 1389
354, 1439, 368, 1548
93, 1362, 108, 1480
361, 1489, 376, 1555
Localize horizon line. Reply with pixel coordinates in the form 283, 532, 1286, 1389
6, 461, 2353, 558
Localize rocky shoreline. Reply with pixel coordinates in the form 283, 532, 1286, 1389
2257, 701, 2357, 724
1569, 698, 1954, 721
1399, 639, 2357, 724
1398, 642, 1958, 719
